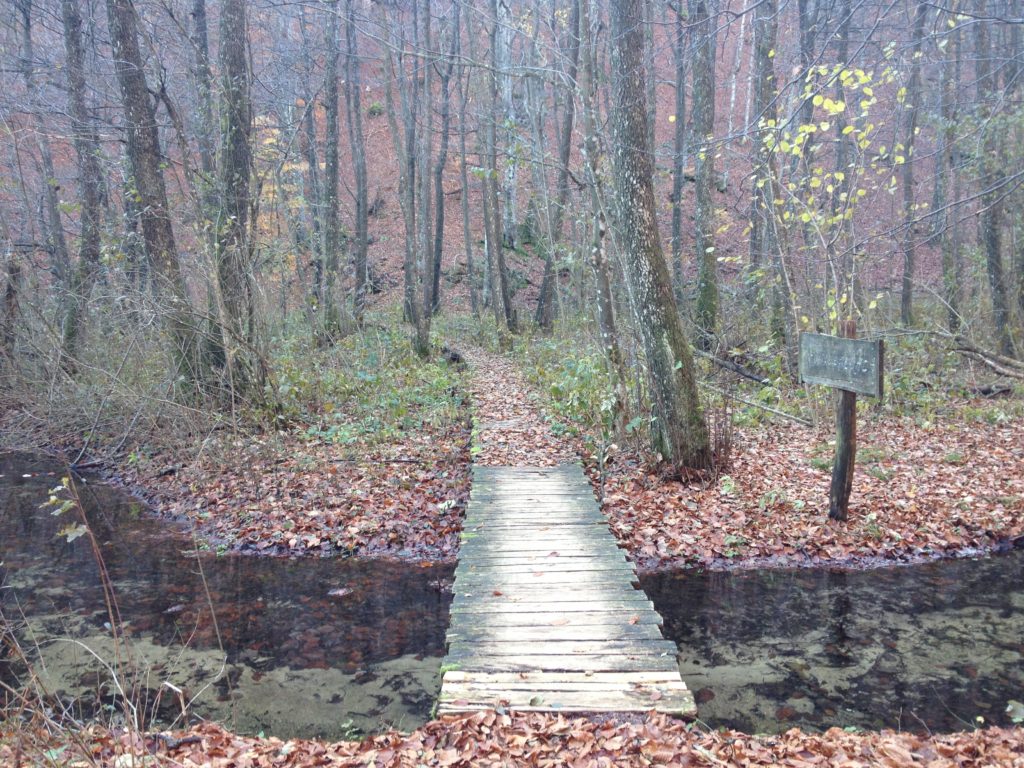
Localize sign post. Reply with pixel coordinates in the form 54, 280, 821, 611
799, 320, 884, 521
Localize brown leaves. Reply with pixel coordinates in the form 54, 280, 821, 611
129, 422, 472, 563
595, 417, 1024, 571
23, 714, 1024, 768
461, 347, 579, 467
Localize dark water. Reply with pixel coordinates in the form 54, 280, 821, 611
0, 452, 453, 739
643, 554, 1024, 734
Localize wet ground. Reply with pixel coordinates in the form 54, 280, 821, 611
0, 452, 453, 739
5, 450, 1023, 740
643, 553, 1024, 734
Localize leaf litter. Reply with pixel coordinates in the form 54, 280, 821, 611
13, 712, 1024, 767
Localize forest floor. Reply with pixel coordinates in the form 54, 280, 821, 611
4, 338, 1024, 766
6, 709, 1024, 766
465, 341, 1024, 572
7, 335, 1019, 569
596, 414, 1024, 571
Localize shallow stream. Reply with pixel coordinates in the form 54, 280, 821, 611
643, 552, 1024, 733
0, 451, 453, 739
3, 451, 1022, 739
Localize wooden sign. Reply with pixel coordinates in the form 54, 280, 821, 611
799, 332, 884, 398
799, 323, 885, 522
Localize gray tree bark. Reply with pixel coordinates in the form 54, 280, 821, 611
17, 0, 70, 287
214, 0, 261, 395
690, 0, 718, 349
609, 0, 711, 471
899, 1, 926, 327
106, 0, 199, 385
59, 0, 104, 371
344, 0, 368, 324
975, 8, 1015, 356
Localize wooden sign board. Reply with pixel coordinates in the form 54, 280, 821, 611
799, 332, 884, 399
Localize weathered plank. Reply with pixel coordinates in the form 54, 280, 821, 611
441, 464, 694, 718
449, 655, 680, 673
447, 610, 663, 629
446, 624, 665, 643
445, 639, 678, 657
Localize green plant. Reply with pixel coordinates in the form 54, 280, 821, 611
722, 533, 748, 558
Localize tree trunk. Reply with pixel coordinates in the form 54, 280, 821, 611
59, 0, 104, 371
299, 8, 324, 311
322, 0, 343, 338
190, 0, 215, 181
381, 3, 430, 357
535, 0, 581, 332
691, 0, 718, 350
749, 0, 776, 278
975, 8, 1015, 357
496, 0, 517, 250
609, 0, 711, 471
1, 256, 21, 366
430, 5, 458, 316
899, 1, 926, 327
486, 0, 516, 341
414, 0, 434, 353
937, 15, 963, 333
344, 0, 369, 325
580, 0, 627, 415
456, 1, 479, 317
215, 0, 260, 396
18, 0, 70, 287
106, 0, 199, 385
670, 3, 686, 304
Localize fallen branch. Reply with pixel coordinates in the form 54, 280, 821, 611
955, 350, 1024, 380
695, 349, 770, 385
953, 338, 1024, 371
700, 382, 814, 427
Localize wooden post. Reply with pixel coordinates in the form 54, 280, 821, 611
828, 319, 857, 521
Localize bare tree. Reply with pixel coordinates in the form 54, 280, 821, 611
17, 0, 70, 287
609, 0, 711, 470
974, 6, 1015, 356
691, 0, 718, 349
322, 0, 343, 337
106, 0, 199, 386
535, 0, 582, 332
898, 0, 926, 327
214, 0, 262, 394
59, 0, 104, 370
344, 0, 369, 325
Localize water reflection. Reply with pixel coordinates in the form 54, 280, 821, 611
643, 553, 1024, 734
0, 451, 453, 738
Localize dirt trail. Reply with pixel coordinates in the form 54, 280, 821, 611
460, 346, 578, 467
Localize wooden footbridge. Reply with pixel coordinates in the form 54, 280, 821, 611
438, 465, 695, 715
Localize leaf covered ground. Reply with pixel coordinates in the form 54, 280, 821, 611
596, 416, 1024, 571
7, 712, 1024, 767
462, 346, 578, 467
509, 339, 1024, 570
122, 425, 471, 560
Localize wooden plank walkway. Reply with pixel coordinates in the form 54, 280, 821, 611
439, 465, 695, 716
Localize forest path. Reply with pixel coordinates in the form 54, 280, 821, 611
438, 347, 695, 716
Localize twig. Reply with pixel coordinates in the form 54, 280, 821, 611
955, 350, 1024, 380
700, 382, 813, 427
694, 349, 770, 385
